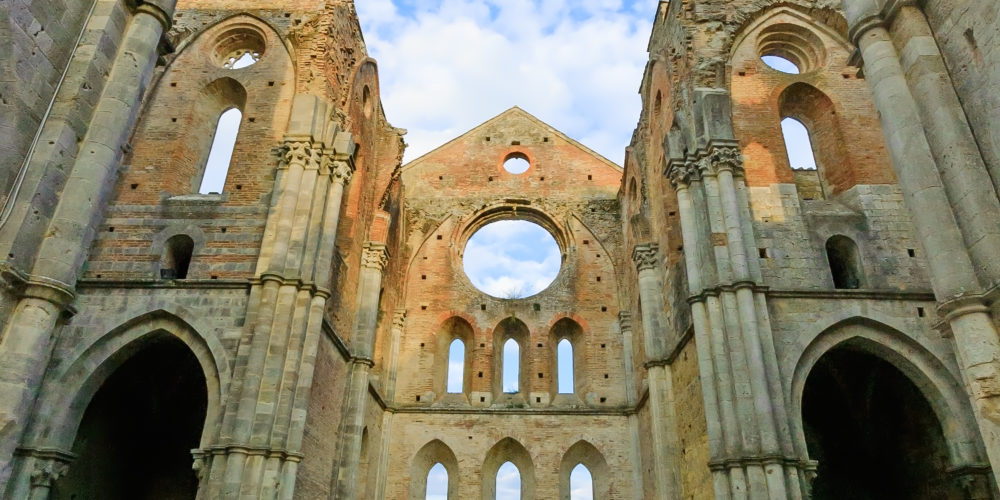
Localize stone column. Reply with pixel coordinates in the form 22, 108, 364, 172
202, 130, 355, 499
846, 0, 1000, 475
619, 312, 645, 497
0, 1, 176, 490
631, 243, 681, 500
385, 309, 407, 402
891, 5, 1000, 283
334, 242, 389, 500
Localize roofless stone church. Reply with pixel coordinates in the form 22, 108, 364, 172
1, 0, 998, 498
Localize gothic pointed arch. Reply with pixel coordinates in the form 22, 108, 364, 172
559, 440, 610, 500
409, 439, 460, 499
482, 437, 536, 500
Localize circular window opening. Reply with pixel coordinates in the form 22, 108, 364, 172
212, 26, 266, 69
503, 154, 531, 174
761, 55, 800, 74
463, 220, 561, 299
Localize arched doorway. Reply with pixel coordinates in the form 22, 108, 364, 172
53, 335, 208, 499
803, 346, 961, 499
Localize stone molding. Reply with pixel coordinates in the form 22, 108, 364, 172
631, 243, 660, 272
618, 311, 633, 333
361, 242, 390, 271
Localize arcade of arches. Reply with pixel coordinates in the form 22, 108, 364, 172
0, 0, 997, 499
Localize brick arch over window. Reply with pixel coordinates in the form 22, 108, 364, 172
559, 440, 610, 500
482, 437, 536, 500
493, 317, 530, 400
434, 316, 474, 400
549, 318, 585, 400
778, 82, 857, 195
191, 78, 247, 194
409, 439, 459, 499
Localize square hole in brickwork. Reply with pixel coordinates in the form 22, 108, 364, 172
596, 254, 601, 258
669, 211, 676, 217
421, 305, 427, 311
268, 81, 275, 86
221, 227, 227, 233
600, 397, 607, 403
533, 303, 540, 311
438, 175, 443, 180
539, 176, 545, 181
130, 183, 138, 189
478, 371, 483, 378
108, 227, 114, 232
416, 395, 421, 402
536, 397, 541, 403
480, 396, 486, 402
537, 343, 543, 348
171, 118, 177, 123
601, 343, 606, 348
596, 276, 601, 282
917, 307, 926, 317
604, 373, 609, 379
436, 235, 443, 240
211, 275, 218, 280
601, 306, 607, 312
485, 136, 491, 142
587, 175, 592, 180
248, 117, 256, 123
421, 275, 426, 280
583, 240, 589, 245
543, 137, 549, 142
759, 248, 769, 258
235, 184, 242, 190
420, 343, 425, 347
170, 82, 177, 87
538, 373, 543, 378
908, 249, 916, 257
511, 140, 520, 146
481, 304, 486, 311
488, 176, 493, 182
738, 71, 746, 76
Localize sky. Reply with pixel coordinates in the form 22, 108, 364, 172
425, 461, 594, 499
355, 0, 658, 164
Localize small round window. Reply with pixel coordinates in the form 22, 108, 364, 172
503, 153, 530, 174
463, 220, 561, 298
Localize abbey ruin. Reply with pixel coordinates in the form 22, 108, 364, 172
1, 0, 998, 498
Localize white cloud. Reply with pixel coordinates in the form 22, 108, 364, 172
357, 0, 655, 164
462, 220, 560, 298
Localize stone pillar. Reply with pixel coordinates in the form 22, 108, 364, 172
201, 126, 355, 498
385, 309, 407, 402
0, 1, 176, 490
891, 5, 1000, 283
668, 142, 803, 500
846, 0, 1000, 475
333, 242, 389, 500
631, 243, 681, 500
619, 312, 646, 497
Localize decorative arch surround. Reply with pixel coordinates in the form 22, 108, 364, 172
21, 310, 228, 451
493, 317, 530, 400
434, 316, 475, 401
549, 318, 585, 401
482, 438, 536, 500
409, 440, 460, 499
727, 5, 895, 194
789, 317, 987, 470
559, 441, 611, 500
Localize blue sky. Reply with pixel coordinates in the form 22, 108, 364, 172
356, 0, 657, 164
462, 220, 561, 298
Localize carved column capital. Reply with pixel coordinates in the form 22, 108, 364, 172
618, 311, 633, 333
282, 141, 323, 170
666, 159, 701, 189
631, 243, 660, 272
30, 458, 70, 488
361, 242, 390, 271
708, 144, 745, 176
329, 159, 355, 185
391, 309, 407, 329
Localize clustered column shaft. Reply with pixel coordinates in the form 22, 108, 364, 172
845, 0, 1000, 476
631, 244, 682, 500
0, 1, 177, 493
667, 141, 801, 500
333, 242, 390, 500
201, 136, 354, 499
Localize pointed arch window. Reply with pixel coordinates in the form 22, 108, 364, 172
780, 117, 818, 170
570, 464, 594, 500
426, 463, 448, 500
558, 339, 574, 394
447, 339, 465, 393
503, 339, 520, 393
496, 461, 521, 500
198, 107, 243, 194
